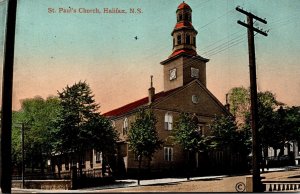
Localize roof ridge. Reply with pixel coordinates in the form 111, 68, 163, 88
102, 87, 181, 117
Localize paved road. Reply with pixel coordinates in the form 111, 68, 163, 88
12, 166, 300, 193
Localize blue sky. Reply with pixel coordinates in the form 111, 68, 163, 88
0, 0, 300, 112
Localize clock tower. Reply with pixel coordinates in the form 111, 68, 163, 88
161, 1, 209, 92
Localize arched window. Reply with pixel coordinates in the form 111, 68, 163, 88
164, 147, 173, 161
123, 118, 128, 135
184, 13, 188, 20
164, 112, 173, 130
186, 34, 191, 44
177, 35, 182, 45
179, 13, 183, 21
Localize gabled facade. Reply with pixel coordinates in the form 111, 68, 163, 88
103, 2, 232, 176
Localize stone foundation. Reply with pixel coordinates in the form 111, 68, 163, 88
12, 180, 72, 190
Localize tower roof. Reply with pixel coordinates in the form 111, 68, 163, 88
177, 1, 192, 10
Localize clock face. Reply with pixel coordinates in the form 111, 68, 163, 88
191, 67, 199, 78
169, 68, 177, 80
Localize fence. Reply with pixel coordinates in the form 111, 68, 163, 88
12, 168, 109, 190
263, 180, 300, 192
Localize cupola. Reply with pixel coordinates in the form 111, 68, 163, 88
171, 1, 198, 58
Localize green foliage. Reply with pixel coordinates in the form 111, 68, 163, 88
55, 81, 118, 165
128, 109, 163, 159
227, 86, 300, 154
173, 113, 209, 152
11, 96, 61, 170
12, 111, 23, 166
209, 115, 251, 155
85, 114, 119, 154
228, 87, 250, 120
56, 81, 100, 153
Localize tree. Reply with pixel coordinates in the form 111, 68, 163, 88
209, 115, 251, 157
85, 114, 119, 176
127, 109, 163, 185
274, 106, 300, 156
227, 87, 250, 127
173, 113, 210, 180
55, 81, 117, 176
228, 87, 284, 150
208, 115, 252, 173
11, 96, 61, 174
227, 87, 300, 168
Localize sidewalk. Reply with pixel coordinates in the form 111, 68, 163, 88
12, 166, 300, 193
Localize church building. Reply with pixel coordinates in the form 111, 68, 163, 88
103, 2, 231, 176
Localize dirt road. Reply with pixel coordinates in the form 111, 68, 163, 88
94, 168, 300, 192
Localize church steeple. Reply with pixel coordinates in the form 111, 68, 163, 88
161, 2, 209, 92
171, 1, 197, 58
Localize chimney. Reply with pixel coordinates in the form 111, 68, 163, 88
148, 75, 155, 105
225, 93, 230, 112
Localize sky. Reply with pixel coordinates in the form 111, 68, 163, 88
0, 0, 300, 113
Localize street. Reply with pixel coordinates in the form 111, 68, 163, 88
12, 166, 300, 193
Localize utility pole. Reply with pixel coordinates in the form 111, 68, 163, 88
1, 0, 18, 193
21, 123, 25, 189
236, 6, 268, 192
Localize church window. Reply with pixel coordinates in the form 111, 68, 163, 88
164, 112, 173, 130
164, 147, 173, 161
193, 37, 196, 46
177, 35, 182, 45
186, 34, 191, 44
123, 118, 129, 135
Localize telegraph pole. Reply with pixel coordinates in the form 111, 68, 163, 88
236, 6, 268, 192
21, 123, 25, 189
1, 0, 18, 193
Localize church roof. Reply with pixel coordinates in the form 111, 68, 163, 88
169, 48, 197, 58
177, 2, 191, 10
102, 87, 181, 117
174, 21, 194, 30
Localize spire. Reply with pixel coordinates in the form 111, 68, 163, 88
148, 75, 155, 104
170, 1, 198, 58
150, 75, 153, 88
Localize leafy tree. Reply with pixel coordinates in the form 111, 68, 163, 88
128, 109, 163, 185
12, 111, 23, 172
227, 87, 300, 167
56, 81, 117, 176
274, 106, 300, 156
209, 115, 251, 156
227, 87, 250, 127
173, 113, 210, 180
85, 114, 119, 176
11, 96, 61, 174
